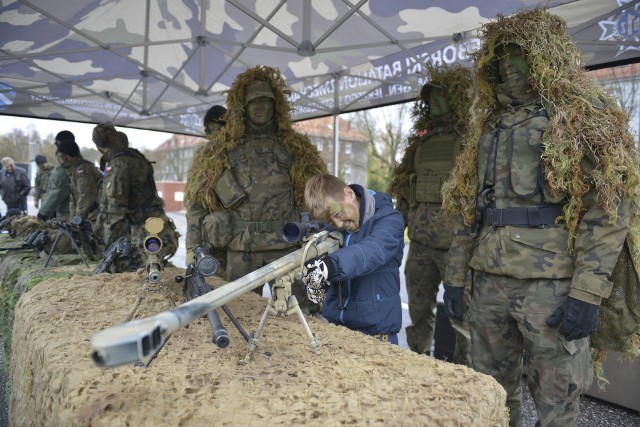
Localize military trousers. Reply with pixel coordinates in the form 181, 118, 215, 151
405, 242, 470, 364
469, 271, 593, 427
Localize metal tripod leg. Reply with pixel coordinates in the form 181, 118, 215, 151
243, 295, 276, 364
288, 294, 321, 355
243, 276, 321, 363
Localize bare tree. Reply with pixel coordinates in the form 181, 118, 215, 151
349, 103, 411, 192
588, 64, 640, 140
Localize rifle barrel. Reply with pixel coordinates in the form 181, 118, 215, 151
91, 231, 340, 367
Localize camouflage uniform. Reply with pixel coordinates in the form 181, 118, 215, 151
185, 66, 327, 307
445, 71, 630, 427
38, 164, 70, 220
98, 141, 179, 261
395, 119, 470, 363
67, 156, 101, 221
33, 163, 54, 208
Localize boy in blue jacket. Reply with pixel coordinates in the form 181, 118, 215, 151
302, 174, 404, 344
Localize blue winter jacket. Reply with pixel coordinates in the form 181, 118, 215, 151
322, 185, 404, 335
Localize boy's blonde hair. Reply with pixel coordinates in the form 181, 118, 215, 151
304, 174, 348, 219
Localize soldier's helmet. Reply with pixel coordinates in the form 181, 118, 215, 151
92, 123, 120, 148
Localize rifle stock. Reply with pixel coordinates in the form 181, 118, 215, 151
91, 230, 341, 367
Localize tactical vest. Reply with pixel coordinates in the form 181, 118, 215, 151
226, 133, 298, 252
408, 122, 461, 249
477, 104, 564, 211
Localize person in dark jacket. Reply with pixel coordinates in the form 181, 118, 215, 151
302, 174, 404, 343
0, 157, 31, 214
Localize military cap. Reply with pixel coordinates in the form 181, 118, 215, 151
245, 80, 275, 105
34, 154, 48, 165
203, 105, 227, 128
92, 122, 119, 148
57, 139, 80, 157
55, 130, 75, 144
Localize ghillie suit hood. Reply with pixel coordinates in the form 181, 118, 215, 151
185, 65, 327, 211
441, 8, 640, 370
388, 64, 472, 200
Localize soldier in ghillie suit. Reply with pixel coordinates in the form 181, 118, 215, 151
388, 65, 472, 364
185, 65, 327, 307
33, 155, 54, 210
92, 123, 179, 265
441, 9, 640, 427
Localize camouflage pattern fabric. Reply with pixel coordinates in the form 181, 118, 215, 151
394, 118, 470, 361
67, 156, 101, 221
33, 163, 54, 207
445, 96, 630, 426
38, 165, 70, 220
469, 272, 592, 427
100, 146, 176, 260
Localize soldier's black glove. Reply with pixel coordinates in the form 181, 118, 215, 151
301, 256, 336, 304
443, 285, 465, 321
546, 296, 600, 341
36, 212, 49, 222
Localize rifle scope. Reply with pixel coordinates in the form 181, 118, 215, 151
193, 247, 219, 277
143, 236, 163, 254
281, 220, 325, 243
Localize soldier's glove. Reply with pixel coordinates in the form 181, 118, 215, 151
443, 286, 465, 321
36, 212, 49, 222
546, 297, 600, 341
302, 256, 336, 304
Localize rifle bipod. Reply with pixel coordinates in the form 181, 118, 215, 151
45, 222, 89, 269
242, 275, 321, 364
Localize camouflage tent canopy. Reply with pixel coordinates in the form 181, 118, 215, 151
0, 1, 638, 136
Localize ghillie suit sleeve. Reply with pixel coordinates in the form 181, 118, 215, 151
185, 65, 327, 213
441, 8, 640, 374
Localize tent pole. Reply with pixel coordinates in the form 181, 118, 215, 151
333, 74, 340, 177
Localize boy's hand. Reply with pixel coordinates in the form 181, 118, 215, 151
301, 257, 335, 304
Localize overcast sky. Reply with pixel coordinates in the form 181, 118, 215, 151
0, 115, 175, 151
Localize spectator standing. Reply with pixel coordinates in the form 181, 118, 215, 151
0, 157, 31, 215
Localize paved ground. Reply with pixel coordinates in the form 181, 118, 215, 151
1, 199, 638, 425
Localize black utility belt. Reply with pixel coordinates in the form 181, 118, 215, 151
481, 206, 563, 228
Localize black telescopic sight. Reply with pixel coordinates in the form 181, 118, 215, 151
281, 222, 304, 243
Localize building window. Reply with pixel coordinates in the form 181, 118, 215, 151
345, 142, 352, 155
175, 191, 184, 202
316, 138, 323, 151
344, 165, 352, 178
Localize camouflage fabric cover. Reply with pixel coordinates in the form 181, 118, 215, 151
67, 156, 101, 222
38, 166, 70, 220
33, 164, 54, 206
